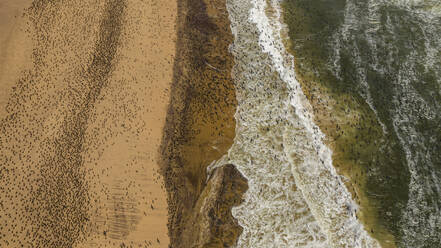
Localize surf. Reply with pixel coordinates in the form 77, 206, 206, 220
209, 0, 381, 247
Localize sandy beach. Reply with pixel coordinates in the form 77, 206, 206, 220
4, 0, 436, 247
0, 0, 176, 247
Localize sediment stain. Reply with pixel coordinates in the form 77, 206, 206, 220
160, 0, 246, 247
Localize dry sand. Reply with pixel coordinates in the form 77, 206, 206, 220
0, 0, 33, 117
0, 0, 175, 247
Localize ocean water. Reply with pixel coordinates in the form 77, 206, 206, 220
209, 0, 381, 247
328, 0, 441, 246
209, 0, 440, 247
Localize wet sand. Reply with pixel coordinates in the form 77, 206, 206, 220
0, 0, 175, 247
160, 0, 247, 247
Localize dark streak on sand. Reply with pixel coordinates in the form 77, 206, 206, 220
160, 0, 248, 247
33, 2, 125, 246
0, 0, 126, 247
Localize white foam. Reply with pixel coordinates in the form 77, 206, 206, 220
208, 0, 381, 247
392, 54, 441, 247
328, 0, 441, 246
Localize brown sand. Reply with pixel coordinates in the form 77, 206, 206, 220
0, 0, 33, 117
160, 0, 248, 247
0, 0, 175, 247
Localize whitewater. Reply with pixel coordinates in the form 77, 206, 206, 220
209, 0, 381, 247
328, 0, 441, 246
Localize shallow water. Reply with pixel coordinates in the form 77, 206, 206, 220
328, 0, 441, 246
212, 0, 441, 247
209, 0, 388, 247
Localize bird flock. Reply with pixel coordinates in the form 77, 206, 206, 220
1, 0, 176, 247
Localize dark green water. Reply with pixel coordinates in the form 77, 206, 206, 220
282, 0, 441, 247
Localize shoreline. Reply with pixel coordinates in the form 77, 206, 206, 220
218, 0, 379, 246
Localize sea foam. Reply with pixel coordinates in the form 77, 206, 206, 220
208, 0, 381, 247
328, 0, 441, 246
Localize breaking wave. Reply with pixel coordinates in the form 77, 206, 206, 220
329, 0, 441, 246
209, 0, 381, 247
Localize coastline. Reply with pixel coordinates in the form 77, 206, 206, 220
218, 0, 380, 246
2, 0, 427, 247
0, 0, 175, 247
